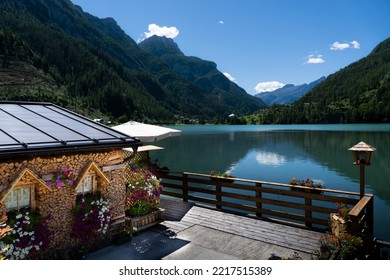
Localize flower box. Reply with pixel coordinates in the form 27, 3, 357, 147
211, 176, 235, 183
289, 178, 324, 194
126, 208, 165, 232
290, 185, 323, 194
209, 171, 235, 182
209, 171, 235, 183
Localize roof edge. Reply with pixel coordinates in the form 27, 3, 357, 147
0, 101, 54, 106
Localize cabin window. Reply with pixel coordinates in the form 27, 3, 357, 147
6, 186, 33, 211
77, 174, 95, 195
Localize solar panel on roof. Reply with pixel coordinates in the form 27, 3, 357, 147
0, 101, 141, 158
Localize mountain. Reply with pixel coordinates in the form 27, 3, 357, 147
139, 35, 265, 115
139, 35, 184, 57
255, 77, 326, 105
247, 37, 390, 124
0, 0, 265, 124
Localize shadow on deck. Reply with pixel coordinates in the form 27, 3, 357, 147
87, 197, 325, 260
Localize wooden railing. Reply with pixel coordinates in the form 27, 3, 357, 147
348, 194, 374, 236
373, 239, 390, 259
157, 170, 374, 234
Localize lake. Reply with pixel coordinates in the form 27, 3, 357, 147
150, 124, 390, 241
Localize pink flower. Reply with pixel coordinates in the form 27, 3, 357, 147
56, 180, 63, 188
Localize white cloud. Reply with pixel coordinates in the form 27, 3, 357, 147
305, 51, 325, 64
330, 42, 350, 50
351, 40, 360, 49
305, 53, 325, 64
219, 20, 224, 25
223, 72, 236, 82
254, 81, 285, 94
139, 23, 179, 42
330, 40, 361, 50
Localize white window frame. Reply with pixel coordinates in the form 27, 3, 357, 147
77, 172, 96, 196
5, 185, 34, 212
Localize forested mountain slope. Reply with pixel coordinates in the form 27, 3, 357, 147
0, 0, 265, 123
247, 37, 390, 124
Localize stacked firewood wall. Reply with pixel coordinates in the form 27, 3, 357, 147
123, 150, 149, 183
0, 149, 127, 251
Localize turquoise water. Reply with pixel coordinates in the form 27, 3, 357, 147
151, 124, 390, 241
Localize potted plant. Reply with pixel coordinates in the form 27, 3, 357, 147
329, 203, 350, 237
210, 171, 235, 183
46, 167, 75, 188
316, 232, 364, 260
71, 195, 112, 254
289, 178, 323, 194
125, 169, 164, 232
0, 211, 51, 260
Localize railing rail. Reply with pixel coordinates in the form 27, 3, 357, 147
157, 170, 373, 234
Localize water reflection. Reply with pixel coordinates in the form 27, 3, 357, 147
255, 151, 286, 166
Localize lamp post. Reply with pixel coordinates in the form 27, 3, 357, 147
348, 141, 376, 198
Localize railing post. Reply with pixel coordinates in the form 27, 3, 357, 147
348, 195, 375, 236
216, 180, 222, 210
183, 173, 188, 202
255, 183, 262, 218
347, 215, 359, 235
366, 195, 374, 236
305, 196, 312, 228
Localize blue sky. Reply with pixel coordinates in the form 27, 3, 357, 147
70, 0, 390, 95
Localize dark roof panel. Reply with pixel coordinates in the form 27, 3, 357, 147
0, 101, 141, 159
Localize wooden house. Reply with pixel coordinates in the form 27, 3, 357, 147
0, 101, 141, 257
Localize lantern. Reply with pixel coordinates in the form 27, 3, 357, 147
348, 141, 376, 198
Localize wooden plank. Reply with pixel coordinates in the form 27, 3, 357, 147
162, 191, 183, 199
195, 212, 320, 245
186, 176, 218, 185
202, 209, 323, 245
187, 186, 216, 195
213, 199, 328, 226
179, 206, 322, 253
161, 182, 184, 190
160, 220, 192, 233
349, 195, 372, 217
219, 190, 335, 214
190, 206, 320, 236
187, 195, 216, 205
102, 163, 126, 172
160, 198, 194, 221
182, 205, 314, 240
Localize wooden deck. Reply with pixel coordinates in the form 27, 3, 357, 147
159, 197, 325, 259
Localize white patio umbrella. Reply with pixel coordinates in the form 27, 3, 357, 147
112, 121, 182, 143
